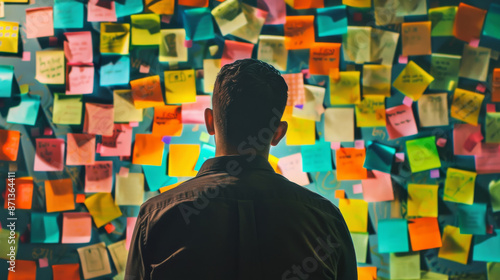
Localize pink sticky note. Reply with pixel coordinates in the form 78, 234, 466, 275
282, 73, 306, 106
126, 217, 138, 250
83, 103, 114, 136
100, 124, 133, 157
430, 169, 440, 178
43, 127, 53, 135
64, 32, 93, 63
119, 167, 129, 177
398, 55, 408, 64
182, 95, 212, 124
66, 133, 96, 166
66, 64, 94, 94
277, 153, 310, 186
34, 138, 65, 172
22, 51, 31, 61
361, 170, 394, 202
85, 161, 113, 193
129, 121, 139, 127
26, 7, 54, 38
464, 131, 484, 152
49, 36, 58, 46
221, 40, 254, 67
355, 140, 365, 149
476, 83, 486, 93
475, 155, 500, 174
62, 212, 92, 243
161, 14, 173, 24
257, 0, 286, 25
184, 40, 193, 48
395, 152, 405, 162
139, 64, 150, 74
402, 96, 413, 107
87, 0, 117, 22
470, 38, 480, 47
385, 105, 418, 139
454, 124, 484, 156
39, 257, 48, 268
331, 142, 341, 150
487, 104, 496, 113
301, 69, 311, 79
96, 143, 101, 154
436, 138, 447, 148
353, 184, 363, 194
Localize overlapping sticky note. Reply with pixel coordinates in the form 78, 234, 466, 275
277, 153, 310, 186
143, 146, 178, 191
459, 45, 490, 82
77, 242, 112, 279
211, 0, 247, 36
316, 5, 347, 37
355, 95, 386, 127
301, 141, 332, 173
101, 56, 130, 86
53, 93, 83, 125
34, 138, 65, 171
343, 27, 371, 64
457, 203, 486, 235
6, 94, 40, 126
363, 141, 395, 173
408, 218, 442, 251
392, 61, 434, 101
87, 0, 116, 22
7, 260, 36, 280
183, 7, 214, 41
168, 144, 200, 177
132, 134, 164, 166
31, 212, 60, 243
113, 90, 143, 123
453, 3, 487, 42
407, 184, 438, 217
62, 212, 92, 243
486, 112, 500, 143
385, 104, 418, 139
330, 71, 360, 104
130, 75, 165, 109
429, 54, 461, 91
429, 6, 457, 37
115, 173, 145, 206
0, 129, 20, 161
152, 105, 182, 136
26, 7, 54, 38
159, 29, 188, 63
351, 232, 368, 263
444, 168, 476, 205
66, 133, 95, 166
481, 3, 500, 50
131, 14, 160, 46
378, 219, 409, 253
45, 178, 75, 212
36, 50, 65, 84
84, 193, 122, 228
194, 144, 215, 171
338, 199, 368, 232
417, 93, 449, 127
100, 23, 130, 54
282, 73, 305, 106
84, 103, 114, 136
284, 111, 315, 146
3, 177, 33, 209
0, 65, 14, 98
284, 16, 315, 50
99, 124, 133, 157
362, 64, 391, 97
438, 225, 472, 264
361, 170, 394, 202
85, 161, 113, 193
221, 40, 254, 67
257, 35, 287, 71
406, 136, 441, 173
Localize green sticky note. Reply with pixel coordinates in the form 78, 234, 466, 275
53, 93, 83, 125
199, 132, 211, 143
486, 112, 500, 143
421, 270, 449, 279
429, 54, 461, 91
31, 212, 60, 243
351, 232, 368, 263
0, 229, 19, 260
301, 141, 333, 173
488, 262, 500, 280
489, 180, 500, 212
378, 219, 409, 253
390, 252, 420, 280
406, 136, 441, 173
457, 203, 486, 235
428, 6, 457, 37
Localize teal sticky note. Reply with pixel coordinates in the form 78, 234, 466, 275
183, 8, 215, 41
7, 94, 41, 126
31, 212, 60, 243
473, 229, 500, 262
116, 0, 143, 18
363, 141, 396, 173
100, 56, 130, 86
316, 6, 348, 37
378, 219, 409, 253
457, 203, 487, 235
481, 4, 500, 51
0, 65, 14, 98
194, 144, 216, 171
301, 141, 333, 173
54, 0, 84, 29
143, 147, 178, 192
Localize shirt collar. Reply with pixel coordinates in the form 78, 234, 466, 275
196, 154, 275, 177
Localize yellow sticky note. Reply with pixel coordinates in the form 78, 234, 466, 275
438, 225, 472, 264
343, 0, 370, 8
132, 134, 165, 166
407, 184, 438, 217
338, 198, 368, 233
146, 0, 174, 15
100, 23, 130, 55
451, 88, 484, 125
168, 144, 200, 177
363, 64, 392, 97
115, 173, 145, 206
355, 95, 386, 127
164, 69, 196, 104
131, 14, 160, 46
444, 168, 476, 205
282, 106, 315, 146
113, 90, 143, 123
268, 154, 281, 174
84, 193, 123, 228
36, 51, 65, 84
0, 21, 19, 53
203, 59, 221, 93
401, 21, 432, 56
329, 71, 361, 105
53, 93, 83, 125
392, 61, 434, 101
159, 181, 184, 193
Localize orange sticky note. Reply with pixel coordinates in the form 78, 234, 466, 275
132, 134, 164, 166
335, 189, 346, 199
66, 133, 96, 166
52, 263, 81, 280
130, 75, 165, 109
168, 144, 200, 177
83, 103, 114, 136
104, 223, 116, 234
284, 16, 315, 50
453, 3, 487, 42
357, 266, 377, 280
62, 212, 92, 243
45, 178, 75, 212
401, 21, 431, 56
4, 177, 33, 210
8, 260, 36, 280
159, 181, 184, 193
438, 225, 472, 264
152, 106, 183, 136
178, 0, 208, 7
293, 0, 324, 9
309, 42, 341, 76
408, 217, 442, 251
492, 69, 500, 102
76, 194, 86, 203
336, 148, 368, 181
0, 129, 20, 161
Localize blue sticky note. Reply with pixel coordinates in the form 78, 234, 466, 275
301, 142, 333, 173
457, 203, 487, 235
194, 144, 216, 171
54, 0, 84, 29
481, 4, 500, 51
317, 6, 348, 37
378, 219, 409, 253
363, 141, 396, 173
7, 94, 41, 126
0, 65, 14, 98
31, 212, 60, 243
116, 0, 143, 18
143, 147, 178, 192
100, 56, 130, 86
183, 8, 215, 41
473, 229, 500, 262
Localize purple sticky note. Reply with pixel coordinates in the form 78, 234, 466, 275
331, 142, 341, 150
395, 152, 405, 162
162, 136, 171, 144
398, 55, 408, 64
355, 140, 365, 149
294, 104, 304, 109
430, 169, 440, 178
436, 138, 447, 148
39, 257, 48, 268
353, 184, 363, 194
402, 96, 413, 107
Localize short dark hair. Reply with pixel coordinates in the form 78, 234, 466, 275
212, 59, 288, 147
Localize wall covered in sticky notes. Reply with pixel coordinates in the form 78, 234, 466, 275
1, 0, 500, 279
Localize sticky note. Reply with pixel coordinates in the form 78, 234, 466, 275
211, 0, 247, 36
54, 0, 84, 29
277, 153, 310, 186
395, 152, 405, 162
408, 217, 442, 251
429, 54, 461, 91
392, 61, 434, 100
371, 29, 400, 65
473, 229, 500, 262
164, 69, 196, 104
301, 142, 333, 173
34, 138, 65, 172
3, 177, 33, 209
324, 108, 354, 142
257, 35, 287, 71
183, 8, 214, 41
229, 3, 267, 44
489, 180, 500, 212
488, 263, 500, 280
45, 178, 75, 212
401, 21, 431, 56
168, 144, 200, 177
407, 184, 438, 217
66, 64, 94, 94
378, 219, 409, 253
31, 212, 60, 243
7, 260, 36, 280
357, 266, 377, 280
457, 203, 486, 235
429, 6, 457, 37
351, 232, 369, 263
159, 181, 183, 193
361, 170, 394, 202
126, 217, 137, 250
85, 161, 113, 193
108, 240, 127, 275
100, 23, 130, 54
338, 199, 368, 232
438, 225, 472, 264
83, 103, 114, 136
52, 263, 80, 280
459, 45, 490, 82
284, 115, 315, 146
284, 16, 315, 50
39, 257, 48, 268
362, 65, 391, 97
6, 94, 40, 126
84, 193, 122, 228
363, 141, 395, 173
282, 73, 305, 106
52, 93, 82, 125
87, 0, 116, 22
77, 242, 112, 279
61, 212, 91, 243
66, 133, 95, 166
308, 43, 340, 76
194, 144, 215, 172
406, 136, 441, 173
329, 71, 360, 105
390, 252, 420, 279
482, 3, 500, 50
115, 173, 145, 206
113, 90, 142, 123
159, 29, 188, 63
76, 194, 86, 203
100, 56, 130, 86
451, 88, 485, 125
342, 26, 371, 64
0, 229, 19, 261
0, 21, 19, 53
417, 93, 449, 127
132, 134, 164, 166
334, 189, 345, 199
396, 0, 427, 16
385, 104, 418, 140
486, 112, 500, 143
336, 148, 368, 181
0, 129, 19, 161
221, 40, 254, 67
152, 105, 182, 136
100, 124, 133, 157
26, 7, 54, 38
420, 271, 449, 280
181, 95, 211, 124
453, 3, 487, 42
0, 65, 14, 98
64, 31, 93, 63
35, 50, 65, 84
131, 14, 160, 46
316, 5, 347, 37
130, 75, 165, 109
292, 85, 325, 122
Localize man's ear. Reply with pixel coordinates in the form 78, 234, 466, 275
271, 121, 287, 146
204, 108, 215, 135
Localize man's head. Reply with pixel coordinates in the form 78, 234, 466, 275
205, 59, 288, 156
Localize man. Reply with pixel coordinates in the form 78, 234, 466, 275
125, 59, 357, 280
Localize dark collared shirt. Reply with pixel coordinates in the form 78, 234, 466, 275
125, 155, 357, 280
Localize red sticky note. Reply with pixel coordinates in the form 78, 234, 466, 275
476, 83, 486, 93
335, 189, 345, 199
464, 131, 484, 152
0, 129, 21, 161
9, 260, 36, 279
487, 104, 496, 113
76, 194, 86, 203
104, 223, 116, 234
52, 263, 81, 280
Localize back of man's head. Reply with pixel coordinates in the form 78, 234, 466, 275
212, 59, 288, 148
